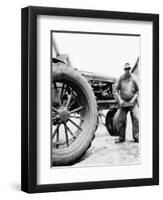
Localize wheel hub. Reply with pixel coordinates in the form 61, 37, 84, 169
59, 108, 70, 122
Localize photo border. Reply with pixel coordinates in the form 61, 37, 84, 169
21, 6, 159, 193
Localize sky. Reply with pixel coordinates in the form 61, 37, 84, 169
52, 32, 140, 79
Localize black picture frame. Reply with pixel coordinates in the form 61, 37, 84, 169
21, 6, 159, 193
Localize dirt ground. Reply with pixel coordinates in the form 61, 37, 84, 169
74, 112, 140, 167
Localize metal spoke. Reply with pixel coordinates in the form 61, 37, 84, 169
70, 115, 85, 121
69, 88, 77, 99
65, 124, 76, 138
70, 115, 81, 119
52, 123, 60, 140
52, 106, 59, 114
68, 91, 77, 108
64, 124, 69, 147
52, 116, 58, 121
52, 111, 56, 116
70, 106, 84, 114
69, 99, 76, 108
68, 118, 82, 131
61, 83, 65, 94
52, 114, 57, 119
60, 83, 65, 102
65, 92, 73, 108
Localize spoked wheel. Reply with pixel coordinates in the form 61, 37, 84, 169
52, 66, 97, 166
52, 82, 85, 148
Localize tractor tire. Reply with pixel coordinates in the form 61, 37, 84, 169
52, 66, 98, 166
105, 108, 119, 136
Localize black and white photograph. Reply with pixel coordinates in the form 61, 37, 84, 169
21, 6, 159, 193
51, 31, 140, 167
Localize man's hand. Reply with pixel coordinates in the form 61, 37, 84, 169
130, 93, 138, 104
119, 99, 134, 107
119, 99, 125, 107
129, 99, 135, 104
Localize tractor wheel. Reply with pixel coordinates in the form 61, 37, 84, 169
105, 108, 119, 136
51, 66, 97, 166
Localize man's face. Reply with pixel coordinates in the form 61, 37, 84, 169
124, 64, 131, 75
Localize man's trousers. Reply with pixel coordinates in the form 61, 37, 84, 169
115, 104, 139, 141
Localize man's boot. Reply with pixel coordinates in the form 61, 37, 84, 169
134, 138, 139, 143
115, 137, 125, 143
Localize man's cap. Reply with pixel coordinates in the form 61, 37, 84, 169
124, 63, 131, 69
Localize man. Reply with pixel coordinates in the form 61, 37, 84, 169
114, 62, 139, 143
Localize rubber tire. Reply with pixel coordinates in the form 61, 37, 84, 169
52, 66, 98, 166
105, 108, 119, 136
